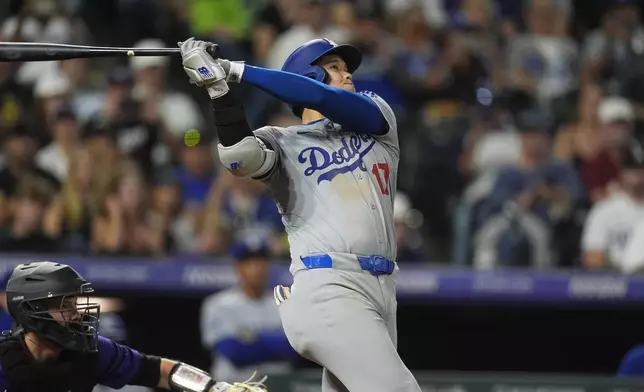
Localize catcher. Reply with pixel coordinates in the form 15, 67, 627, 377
0, 261, 267, 392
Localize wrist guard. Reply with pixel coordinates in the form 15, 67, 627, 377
169, 362, 216, 392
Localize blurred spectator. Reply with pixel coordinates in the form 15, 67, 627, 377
163, 139, 218, 253
82, 118, 120, 179
129, 39, 203, 142
35, 104, 79, 181
473, 109, 584, 268
507, 0, 578, 112
385, 0, 447, 29
0, 0, 89, 44
148, 171, 182, 253
252, 0, 297, 66
201, 173, 286, 257
460, 93, 524, 178
43, 146, 96, 254
266, 0, 351, 70
582, 0, 644, 101
389, 3, 489, 117
33, 67, 72, 141
0, 61, 35, 137
582, 143, 644, 271
554, 82, 602, 165
200, 236, 297, 382
394, 192, 426, 262
86, 63, 162, 178
580, 96, 635, 203
0, 175, 58, 253
448, 0, 505, 87
345, 0, 398, 102
91, 162, 167, 256
59, 58, 105, 126
0, 126, 60, 225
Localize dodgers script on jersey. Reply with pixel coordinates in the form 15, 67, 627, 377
253, 91, 399, 274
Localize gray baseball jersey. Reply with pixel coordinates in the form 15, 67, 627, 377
200, 288, 292, 382
254, 91, 421, 391
254, 91, 399, 274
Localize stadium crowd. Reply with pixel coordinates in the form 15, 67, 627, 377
1, 0, 644, 273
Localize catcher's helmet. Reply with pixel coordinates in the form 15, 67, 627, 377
282, 38, 362, 84
281, 38, 362, 117
6, 262, 100, 352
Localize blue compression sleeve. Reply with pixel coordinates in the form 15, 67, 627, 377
618, 344, 644, 376
242, 65, 387, 135
216, 333, 297, 367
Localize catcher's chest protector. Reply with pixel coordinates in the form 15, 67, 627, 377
0, 336, 100, 392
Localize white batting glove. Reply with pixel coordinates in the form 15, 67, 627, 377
212, 372, 268, 392
178, 37, 229, 99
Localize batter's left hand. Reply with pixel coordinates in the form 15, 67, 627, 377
178, 38, 229, 99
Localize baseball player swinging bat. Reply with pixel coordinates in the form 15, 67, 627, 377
177, 37, 421, 392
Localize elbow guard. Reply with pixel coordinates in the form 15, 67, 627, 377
218, 136, 277, 178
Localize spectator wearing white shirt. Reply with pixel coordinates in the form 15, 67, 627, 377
33, 68, 72, 139
35, 105, 79, 182
581, 143, 644, 271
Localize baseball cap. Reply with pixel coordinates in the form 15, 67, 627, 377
230, 237, 271, 261
107, 65, 134, 86
82, 117, 116, 141
598, 97, 634, 124
53, 104, 76, 122
516, 109, 550, 133
130, 38, 169, 70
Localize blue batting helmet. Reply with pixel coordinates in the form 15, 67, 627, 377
281, 38, 362, 84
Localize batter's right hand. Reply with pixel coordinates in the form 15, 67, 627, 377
178, 37, 229, 99
273, 285, 291, 306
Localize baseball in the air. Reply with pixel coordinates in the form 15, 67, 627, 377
127, 50, 135, 56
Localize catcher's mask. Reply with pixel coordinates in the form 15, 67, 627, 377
6, 262, 100, 352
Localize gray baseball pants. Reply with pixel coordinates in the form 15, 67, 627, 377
277, 253, 421, 392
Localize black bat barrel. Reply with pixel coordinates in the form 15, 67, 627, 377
0, 42, 220, 62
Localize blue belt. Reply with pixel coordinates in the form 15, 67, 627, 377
300, 254, 395, 276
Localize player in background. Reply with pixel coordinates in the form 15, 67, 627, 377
178, 36, 420, 392
581, 143, 644, 271
200, 237, 297, 382
0, 261, 267, 392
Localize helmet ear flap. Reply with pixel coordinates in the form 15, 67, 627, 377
303, 65, 329, 84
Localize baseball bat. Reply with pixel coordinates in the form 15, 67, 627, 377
0, 42, 220, 62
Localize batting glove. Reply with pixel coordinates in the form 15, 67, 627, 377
212, 372, 268, 392
178, 37, 229, 99
273, 285, 291, 306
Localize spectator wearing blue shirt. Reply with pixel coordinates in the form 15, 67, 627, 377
176, 136, 217, 209
201, 173, 287, 256
200, 236, 297, 382
474, 109, 584, 267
